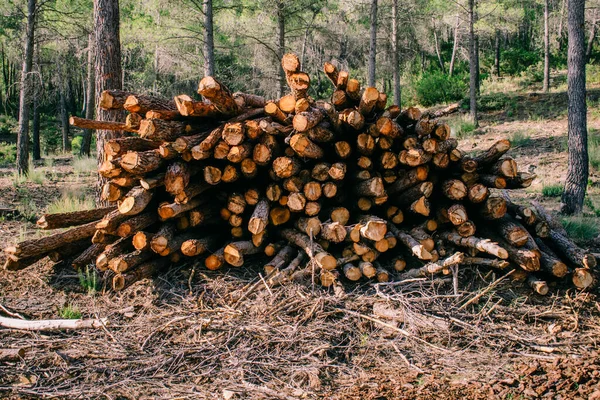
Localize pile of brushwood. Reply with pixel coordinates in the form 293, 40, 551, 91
3, 53, 596, 294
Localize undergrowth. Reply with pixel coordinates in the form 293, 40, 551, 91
59, 303, 82, 319
47, 188, 95, 214
561, 216, 600, 241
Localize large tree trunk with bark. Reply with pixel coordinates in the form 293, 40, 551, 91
16, 0, 36, 175
81, 32, 95, 156
276, 1, 286, 98
494, 30, 501, 77
561, 0, 588, 214
368, 0, 378, 87
203, 0, 215, 77
94, 0, 123, 205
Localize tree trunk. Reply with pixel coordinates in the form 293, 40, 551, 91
16, 0, 36, 175
475, 34, 480, 94
543, 0, 550, 92
468, 0, 478, 127
94, 0, 123, 205
58, 58, 71, 153
432, 18, 445, 73
391, 0, 401, 106
558, 0, 566, 51
368, 0, 378, 87
586, 9, 597, 62
494, 30, 501, 77
81, 32, 95, 156
32, 45, 41, 161
561, 0, 588, 214
203, 0, 215, 77
449, 14, 460, 77
276, 1, 285, 98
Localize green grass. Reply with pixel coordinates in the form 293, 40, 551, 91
73, 156, 97, 175
449, 115, 477, 139
47, 188, 95, 214
59, 303, 82, 319
78, 266, 99, 295
561, 216, 600, 241
542, 184, 564, 197
510, 130, 532, 147
0, 142, 16, 167
11, 161, 48, 185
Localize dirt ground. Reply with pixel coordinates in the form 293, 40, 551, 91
1, 87, 600, 399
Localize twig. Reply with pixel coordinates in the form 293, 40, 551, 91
258, 273, 273, 297
459, 270, 514, 310
0, 315, 108, 331
141, 315, 193, 351
339, 308, 450, 353
392, 342, 424, 373
0, 303, 25, 319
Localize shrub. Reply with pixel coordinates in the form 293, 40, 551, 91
0, 115, 17, 136
510, 130, 532, 147
0, 142, 17, 167
71, 136, 83, 155
78, 266, 99, 295
414, 71, 468, 107
500, 48, 540, 76
449, 115, 477, 139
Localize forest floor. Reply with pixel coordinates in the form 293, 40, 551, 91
1, 80, 600, 399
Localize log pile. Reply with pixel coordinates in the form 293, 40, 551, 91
3, 53, 597, 294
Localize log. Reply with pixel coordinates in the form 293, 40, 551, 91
120, 149, 163, 175
5, 220, 99, 259
197, 76, 240, 115
181, 235, 221, 257
72, 243, 107, 270
462, 257, 510, 269
118, 187, 153, 216
290, 134, 324, 159
224, 241, 262, 267
387, 223, 432, 260
174, 94, 218, 117
527, 275, 549, 295
279, 229, 336, 270
109, 249, 154, 273
104, 137, 161, 157
461, 139, 511, 172
546, 230, 596, 269
479, 196, 507, 220
165, 161, 200, 195
358, 87, 379, 115
37, 206, 116, 230
343, 263, 362, 281
533, 238, 568, 277
140, 173, 165, 190
233, 92, 266, 109
439, 231, 508, 259
248, 199, 270, 235
116, 211, 157, 237
264, 245, 296, 274
112, 258, 169, 291
398, 252, 464, 279
150, 223, 178, 255
495, 215, 530, 247
442, 179, 468, 201
69, 116, 135, 133
0, 315, 107, 331
572, 268, 594, 290
96, 237, 133, 271
138, 119, 196, 142
99, 89, 131, 109
321, 222, 347, 243
132, 231, 153, 251
205, 248, 225, 270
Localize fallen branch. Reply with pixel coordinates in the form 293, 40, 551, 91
0, 315, 108, 331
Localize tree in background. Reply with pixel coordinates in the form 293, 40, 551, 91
468, 0, 478, 126
94, 0, 122, 202
368, 0, 378, 86
391, 0, 401, 105
543, 0, 550, 92
81, 32, 95, 156
203, 0, 215, 77
561, 0, 588, 214
16, 0, 36, 175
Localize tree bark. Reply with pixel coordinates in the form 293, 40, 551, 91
82, 32, 95, 156
432, 18, 445, 73
543, 0, 550, 92
276, 1, 286, 98
368, 0, 378, 87
468, 0, 478, 126
94, 0, 123, 205
494, 30, 501, 77
16, 0, 36, 175
392, 0, 401, 105
31, 45, 41, 161
561, 0, 588, 214
58, 58, 71, 153
449, 14, 460, 77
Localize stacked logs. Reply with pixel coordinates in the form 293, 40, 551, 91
3, 53, 597, 295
